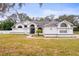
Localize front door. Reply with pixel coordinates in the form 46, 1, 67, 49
30, 24, 35, 34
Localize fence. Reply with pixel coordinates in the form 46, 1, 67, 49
0, 30, 26, 34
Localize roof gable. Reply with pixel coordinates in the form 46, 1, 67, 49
44, 20, 74, 27
60, 20, 73, 26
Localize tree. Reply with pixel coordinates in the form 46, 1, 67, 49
58, 15, 77, 24
7, 14, 17, 23
18, 13, 31, 21
0, 19, 14, 30
45, 15, 54, 21
0, 3, 42, 14
39, 17, 44, 22
0, 3, 25, 13
7, 13, 31, 23
0, 3, 43, 23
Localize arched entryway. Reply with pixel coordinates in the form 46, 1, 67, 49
30, 24, 35, 34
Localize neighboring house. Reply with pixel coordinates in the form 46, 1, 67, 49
43, 20, 74, 37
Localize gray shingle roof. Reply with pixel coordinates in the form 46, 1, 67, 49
32, 20, 51, 28
44, 21, 59, 27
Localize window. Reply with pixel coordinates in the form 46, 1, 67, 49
60, 23, 67, 27
18, 26, 22, 28
24, 25, 27, 28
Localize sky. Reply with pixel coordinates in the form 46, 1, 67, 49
2, 3, 79, 20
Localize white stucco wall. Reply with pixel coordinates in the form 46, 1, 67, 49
0, 30, 26, 34
58, 28, 73, 34
43, 27, 58, 35
15, 23, 24, 28
43, 27, 73, 35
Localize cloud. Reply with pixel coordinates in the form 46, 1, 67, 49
42, 8, 79, 18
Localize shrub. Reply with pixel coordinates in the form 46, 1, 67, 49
36, 28, 42, 36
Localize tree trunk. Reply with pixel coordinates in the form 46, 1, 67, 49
38, 33, 39, 36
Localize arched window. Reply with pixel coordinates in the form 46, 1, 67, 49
18, 25, 22, 28
24, 25, 27, 28
30, 24, 35, 28
60, 23, 67, 27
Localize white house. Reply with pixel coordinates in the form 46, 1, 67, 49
43, 20, 74, 37
11, 20, 74, 36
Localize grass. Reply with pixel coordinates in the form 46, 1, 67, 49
74, 31, 79, 34
0, 34, 79, 56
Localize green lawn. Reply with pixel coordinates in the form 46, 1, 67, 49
0, 34, 79, 56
